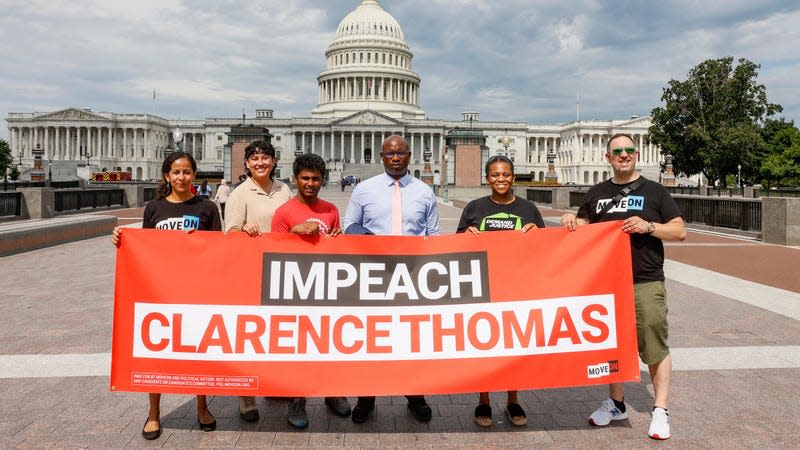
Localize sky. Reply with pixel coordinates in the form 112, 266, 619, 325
2, 0, 799, 140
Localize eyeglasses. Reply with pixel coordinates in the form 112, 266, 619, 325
382, 151, 409, 158
610, 147, 637, 156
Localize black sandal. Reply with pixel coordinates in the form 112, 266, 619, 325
141, 418, 162, 440
505, 403, 527, 426
474, 403, 492, 427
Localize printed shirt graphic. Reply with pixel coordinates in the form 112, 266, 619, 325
480, 212, 524, 231
271, 197, 340, 234
141, 196, 222, 232
594, 195, 646, 215
154, 215, 201, 230
577, 177, 682, 282
457, 195, 545, 233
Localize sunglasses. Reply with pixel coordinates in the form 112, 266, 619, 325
610, 146, 636, 156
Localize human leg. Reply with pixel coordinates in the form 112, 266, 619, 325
636, 280, 672, 439
287, 397, 308, 429
351, 396, 376, 423
142, 393, 162, 440
405, 395, 432, 422
505, 390, 526, 426
238, 396, 259, 422
196, 395, 216, 432
474, 392, 492, 427
324, 396, 351, 417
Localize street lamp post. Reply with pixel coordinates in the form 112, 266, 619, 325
501, 134, 511, 157
443, 151, 449, 203
737, 164, 742, 190
173, 127, 183, 153
47, 156, 53, 187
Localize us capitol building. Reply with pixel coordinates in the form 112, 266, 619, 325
5, 0, 661, 185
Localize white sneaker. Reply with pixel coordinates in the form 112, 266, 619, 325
588, 398, 628, 426
648, 407, 670, 440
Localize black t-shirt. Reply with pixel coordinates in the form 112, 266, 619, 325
457, 195, 545, 233
577, 177, 681, 282
142, 196, 222, 231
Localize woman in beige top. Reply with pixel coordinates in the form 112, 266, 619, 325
224, 140, 292, 235
223, 140, 292, 423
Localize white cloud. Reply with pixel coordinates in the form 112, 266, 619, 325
1, 0, 799, 140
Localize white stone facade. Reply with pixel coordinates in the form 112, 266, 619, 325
5, 0, 661, 184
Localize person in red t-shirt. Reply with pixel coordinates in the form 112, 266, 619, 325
270, 153, 348, 429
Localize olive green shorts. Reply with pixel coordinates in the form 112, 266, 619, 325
633, 280, 670, 365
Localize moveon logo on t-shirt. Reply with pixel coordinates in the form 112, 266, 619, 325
595, 195, 645, 214
155, 215, 201, 230
480, 213, 523, 231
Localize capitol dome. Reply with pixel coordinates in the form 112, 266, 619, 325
312, 0, 425, 120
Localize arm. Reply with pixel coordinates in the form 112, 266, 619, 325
426, 191, 441, 236
342, 188, 363, 232
224, 189, 245, 233
628, 215, 686, 241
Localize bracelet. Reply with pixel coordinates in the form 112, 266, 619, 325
647, 221, 655, 234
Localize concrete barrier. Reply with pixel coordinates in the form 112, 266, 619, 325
762, 197, 800, 246
0, 215, 117, 257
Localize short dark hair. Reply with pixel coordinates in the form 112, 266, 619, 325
485, 155, 514, 176
293, 153, 326, 177
243, 140, 277, 179
606, 133, 636, 152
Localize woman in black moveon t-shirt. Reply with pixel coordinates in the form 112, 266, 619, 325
111, 152, 221, 440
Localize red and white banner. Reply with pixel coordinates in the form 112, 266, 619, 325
111, 221, 639, 396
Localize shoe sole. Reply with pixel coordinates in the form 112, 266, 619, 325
588, 413, 628, 427
649, 433, 670, 440
474, 416, 492, 427
288, 419, 308, 429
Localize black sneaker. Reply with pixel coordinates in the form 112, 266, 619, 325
351, 401, 374, 424
407, 398, 432, 422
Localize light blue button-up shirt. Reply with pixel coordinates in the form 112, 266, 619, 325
343, 172, 440, 236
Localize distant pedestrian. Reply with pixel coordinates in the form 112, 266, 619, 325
110, 151, 220, 440
561, 133, 686, 440
197, 179, 212, 199
213, 179, 231, 216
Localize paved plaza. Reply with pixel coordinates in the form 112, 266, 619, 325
1, 186, 799, 449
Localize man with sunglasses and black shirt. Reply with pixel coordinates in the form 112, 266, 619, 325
561, 133, 686, 440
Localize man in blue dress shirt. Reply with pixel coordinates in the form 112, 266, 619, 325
342, 134, 440, 424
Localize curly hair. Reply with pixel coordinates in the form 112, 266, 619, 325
293, 153, 326, 177
244, 140, 277, 180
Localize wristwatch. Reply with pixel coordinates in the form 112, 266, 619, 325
646, 221, 656, 234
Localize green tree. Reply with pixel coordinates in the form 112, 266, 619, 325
760, 125, 800, 187
649, 57, 781, 186
0, 139, 13, 183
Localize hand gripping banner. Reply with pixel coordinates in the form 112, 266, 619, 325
111, 221, 639, 396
